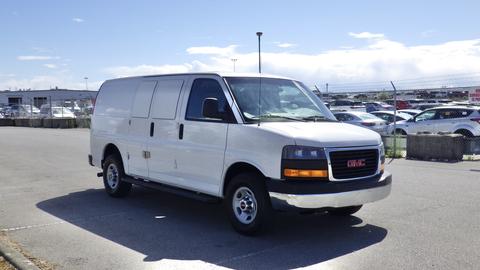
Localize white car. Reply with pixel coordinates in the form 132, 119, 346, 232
391, 106, 480, 137
40, 106, 76, 118
370, 111, 412, 124
333, 111, 388, 135
398, 109, 422, 116
89, 72, 391, 235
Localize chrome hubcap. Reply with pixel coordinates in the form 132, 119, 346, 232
233, 187, 257, 224
106, 164, 119, 189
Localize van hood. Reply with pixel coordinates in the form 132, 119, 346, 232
257, 121, 382, 148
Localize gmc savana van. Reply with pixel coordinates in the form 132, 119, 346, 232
89, 72, 392, 234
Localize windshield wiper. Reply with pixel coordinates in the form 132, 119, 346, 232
256, 114, 306, 122
302, 115, 337, 122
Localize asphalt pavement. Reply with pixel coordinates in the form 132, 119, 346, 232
0, 127, 479, 269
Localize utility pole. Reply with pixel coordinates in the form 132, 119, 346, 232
84, 77, 89, 90
326, 83, 329, 97
256, 32, 263, 73
231, 58, 238, 72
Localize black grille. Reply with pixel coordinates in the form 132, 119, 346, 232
330, 149, 379, 179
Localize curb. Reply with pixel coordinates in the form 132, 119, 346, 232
0, 238, 40, 270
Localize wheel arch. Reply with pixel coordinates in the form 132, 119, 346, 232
222, 162, 266, 197
454, 128, 474, 137
102, 143, 123, 169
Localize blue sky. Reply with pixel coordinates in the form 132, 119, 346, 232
1, 0, 480, 90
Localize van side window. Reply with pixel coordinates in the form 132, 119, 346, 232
132, 81, 156, 118
185, 79, 230, 122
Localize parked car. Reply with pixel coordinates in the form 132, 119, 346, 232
40, 105, 76, 118
371, 111, 413, 124
329, 99, 366, 112
365, 102, 394, 112
398, 109, 422, 116
89, 72, 392, 235
385, 99, 412, 110
416, 103, 443, 111
5, 104, 40, 117
390, 106, 480, 137
333, 111, 388, 135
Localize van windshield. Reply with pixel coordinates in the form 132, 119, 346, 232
225, 77, 335, 123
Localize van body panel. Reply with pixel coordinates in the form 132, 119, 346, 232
172, 75, 232, 195
256, 122, 382, 148
224, 124, 294, 181
148, 76, 190, 187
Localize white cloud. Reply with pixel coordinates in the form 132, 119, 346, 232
43, 64, 57, 69
104, 63, 196, 78
275, 42, 297, 48
349, 32, 385, 39
72, 18, 84, 23
105, 37, 480, 90
0, 73, 15, 77
0, 75, 102, 91
12, 36, 480, 92
186, 45, 237, 56
17, 55, 60, 61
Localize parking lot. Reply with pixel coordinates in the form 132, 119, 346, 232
0, 127, 479, 269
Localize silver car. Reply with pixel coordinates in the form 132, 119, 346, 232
334, 111, 388, 135
391, 106, 480, 137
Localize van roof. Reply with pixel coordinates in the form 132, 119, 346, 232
105, 72, 294, 82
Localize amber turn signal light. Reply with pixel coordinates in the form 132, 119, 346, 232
284, 169, 328, 178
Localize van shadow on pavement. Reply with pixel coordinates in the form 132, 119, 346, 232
37, 187, 387, 269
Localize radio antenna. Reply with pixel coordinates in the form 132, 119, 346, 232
256, 32, 263, 126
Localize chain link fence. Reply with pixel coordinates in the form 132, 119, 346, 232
0, 98, 93, 119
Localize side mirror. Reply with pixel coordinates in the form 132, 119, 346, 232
408, 118, 415, 122
202, 98, 223, 120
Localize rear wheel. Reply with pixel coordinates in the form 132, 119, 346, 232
328, 205, 363, 216
103, 154, 132, 197
225, 172, 273, 235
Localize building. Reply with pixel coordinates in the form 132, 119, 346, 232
0, 89, 97, 108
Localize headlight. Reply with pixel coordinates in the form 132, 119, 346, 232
379, 142, 385, 158
282, 145, 326, 160
281, 145, 328, 179
379, 142, 385, 171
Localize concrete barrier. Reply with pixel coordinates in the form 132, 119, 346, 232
30, 118, 43, 127
407, 133, 464, 161
42, 118, 76, 128
0, 118, 14, 126
75, 117, 91, 128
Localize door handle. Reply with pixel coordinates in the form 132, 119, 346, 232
179, 123, 184, 140
150, 122, 154, 137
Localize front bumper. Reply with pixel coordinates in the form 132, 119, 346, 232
267, 171, 392, 210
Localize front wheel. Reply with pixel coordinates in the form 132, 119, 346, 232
225, 172, 273, 235
328, 205, 363, 216
103, 154, 132, 197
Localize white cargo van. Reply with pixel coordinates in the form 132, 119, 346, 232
89, 72, 392, 234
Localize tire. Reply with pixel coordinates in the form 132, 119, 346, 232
328, 205, 363, 216
392, 129, 407, 136
224, 172, 273, 235
103, 154, 132, 198
454, 129, 473, 138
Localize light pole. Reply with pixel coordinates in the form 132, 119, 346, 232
256, 32, 263, 73
84, 77, 89, 90
231, 58, 238, 72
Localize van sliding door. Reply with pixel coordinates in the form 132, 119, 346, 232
147, 78, 186, 185
127, 81, 156, 177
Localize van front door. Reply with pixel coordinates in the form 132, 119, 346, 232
174, 77, 235, 195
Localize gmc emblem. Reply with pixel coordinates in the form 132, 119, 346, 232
347, 159, 366, 168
